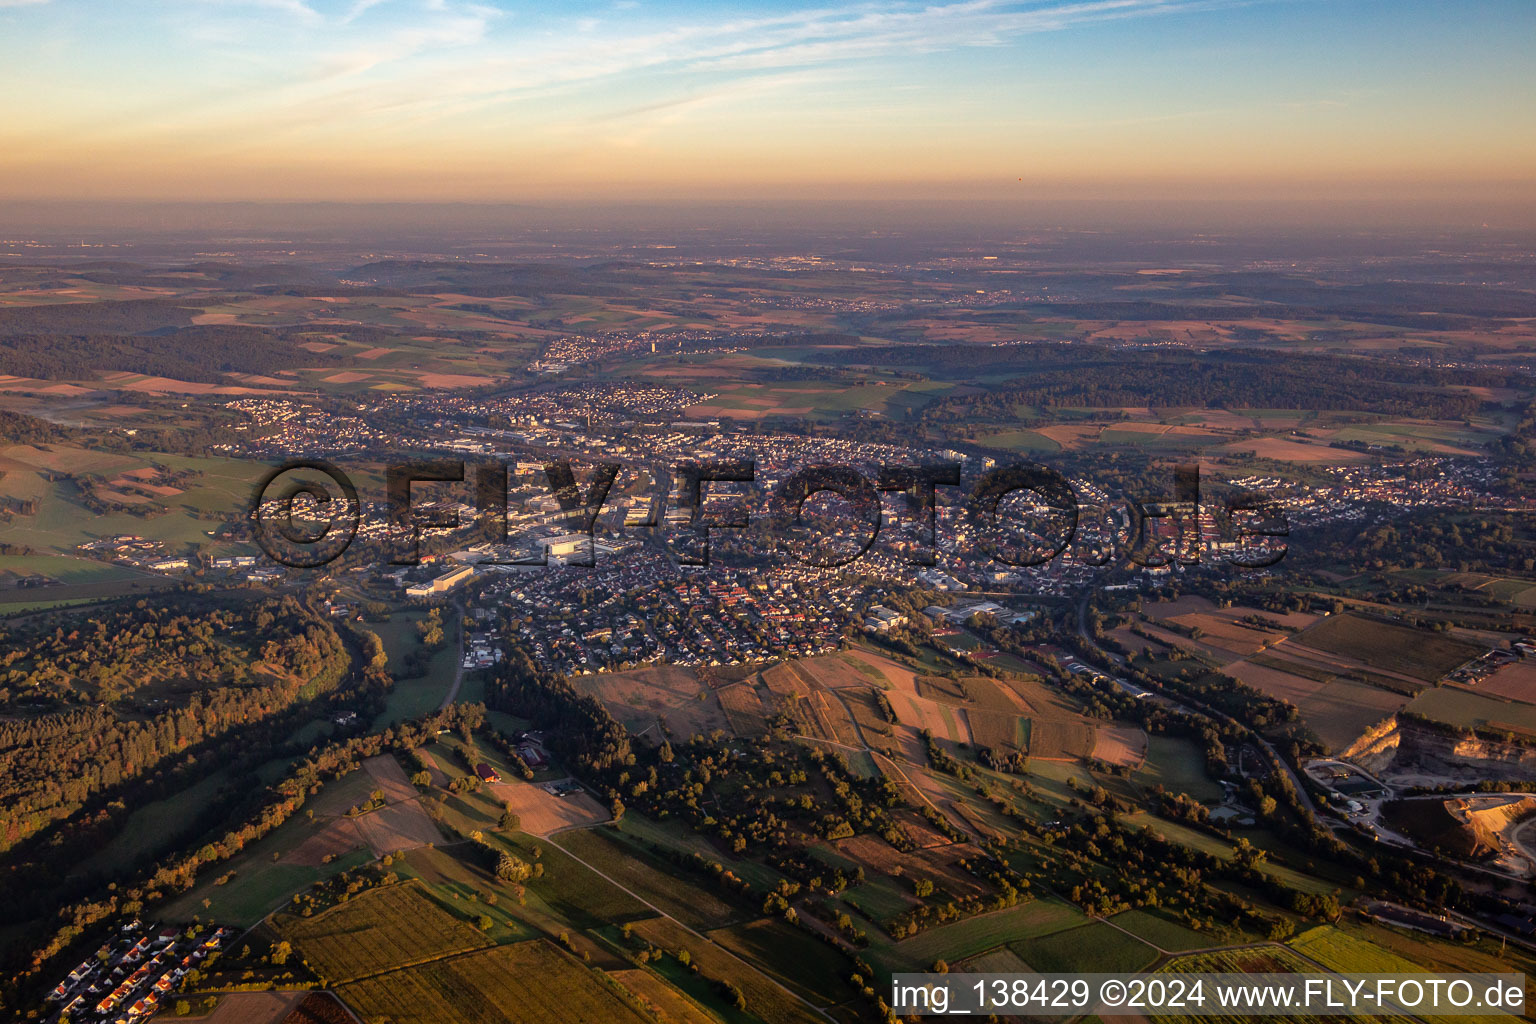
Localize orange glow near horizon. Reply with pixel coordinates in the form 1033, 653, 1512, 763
0, 0, 1531, 208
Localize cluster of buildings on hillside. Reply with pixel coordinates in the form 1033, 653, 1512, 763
525, 327, 758, 372
194, 394, 1529, 647
218, 398, 394, 457
1235, 458, 1523, 532
46, 921, 231, 1024
439, 383, 717, 422
472, 547, 853, 674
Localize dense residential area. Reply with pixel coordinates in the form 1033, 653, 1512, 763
0, 232, 1534, 1024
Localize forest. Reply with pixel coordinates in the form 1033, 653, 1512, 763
0, 595, 352, 853
0, 325, 327, 382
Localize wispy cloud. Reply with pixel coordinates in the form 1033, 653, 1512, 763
2, 0, 1256, 164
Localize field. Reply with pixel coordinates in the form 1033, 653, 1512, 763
367, 612, 460, 727
994, 673, 1099, 760
488, 779, 609, 835
1289, 925, 1423, 973
167, 991, 308, 1024
1224, 642, 1425, 753
1109, 908, 1215, 952
573, 664, 731, 739
629, 916, 827, 1024
277, 881, 492, 984
1150, 945, 1422, 1024
0, 552, 171, 609
1298, 678, 1412, 751
706, 917, 855, 1006
72, 769, 232, 878
879, 898, 1087, 970
1296, 613, 1483, 683
1009, 922, 1159, 972
0, 445, 274, 558
556, 827, 741, 931
1475, 660, 1536, 704
338, 940, 654, 1024
1405, 686, 1536, 739
401, 838, 651, 936
1121, 812, 1336, 895
607, 969, 717, 1024
1090, 723, 1147, 767
840, 876, 919, 921
718, 680, 772, 737
160, 789, 378, 927
286, 755, 444, 864
1131, 736, 1223, 801
837, 687, 904, 757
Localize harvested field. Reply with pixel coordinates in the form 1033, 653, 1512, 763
281, 819, 366, 868
889, 805, 962, 850
915, 675, 968, 704
843, 647, 921, 690
284, 758, 442, 864
783, 687, 860, 746
1166, 613, 1282, 657
171, 990, 307, 1024
968, 710, 1029, 754
1476, 661, 1536, 705
1091, 723, 1148, 767
1216, 436, 1369, 463
282, 993, 354, 1024
994, 672, 1078, 717
718, 680, 772, 737
486, 779, 608, 835
354, 800, 448, 855
1225, 658, 1328, 704
837, 688, 903, 757
364, 753, 420, 802
871, 753, 925, 806
761, 661, 812, 698
349, 756, 447, 855
1025, 718, 1096, 761
1297, 679, 1409, 752
885, 689, 973, 745
791, 653, 880, 690
416, 372, 497, 388
573, 665, 730, 738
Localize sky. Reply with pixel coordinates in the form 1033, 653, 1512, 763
0, 0, 1532, 206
